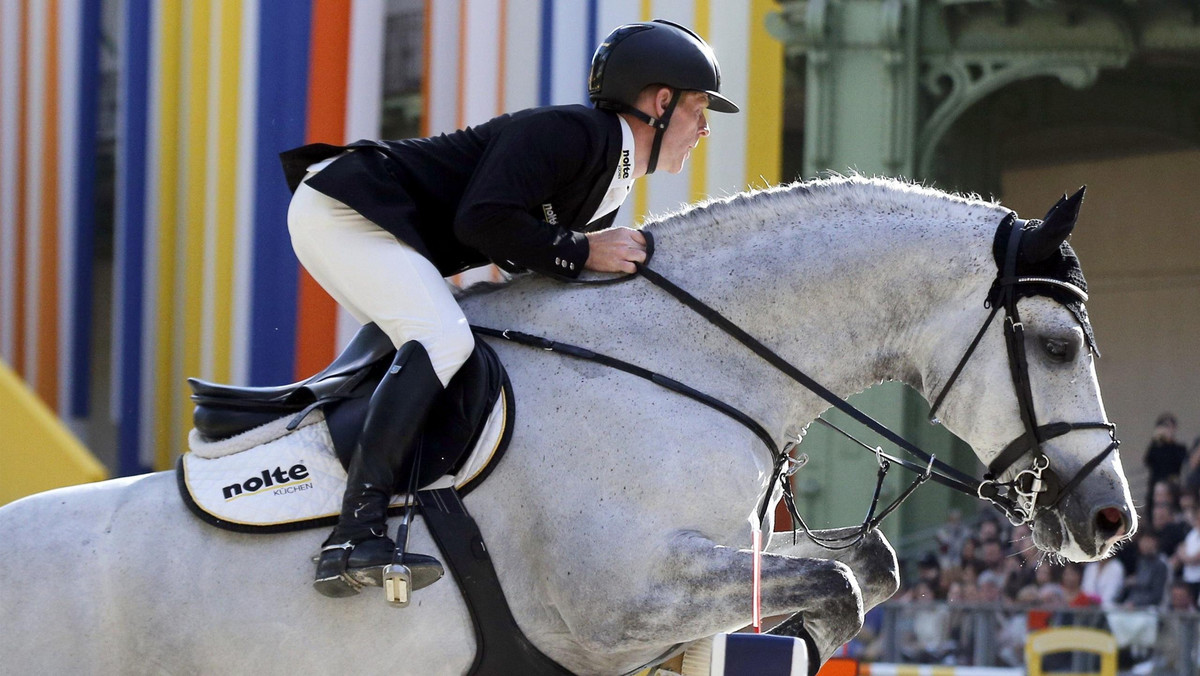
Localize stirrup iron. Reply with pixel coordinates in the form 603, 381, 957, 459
384, 521, 445, 606
384, 562, 412, 606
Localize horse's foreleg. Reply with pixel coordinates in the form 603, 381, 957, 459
601, 532, 864, 666
765, 527, 900, 610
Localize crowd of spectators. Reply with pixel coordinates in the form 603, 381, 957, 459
877, 413, 1200, 667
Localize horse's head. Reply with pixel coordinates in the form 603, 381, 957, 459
929, 188, 1135, 562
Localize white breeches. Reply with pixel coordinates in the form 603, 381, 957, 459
287, 180, 474, 388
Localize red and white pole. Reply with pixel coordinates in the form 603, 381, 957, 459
752, 526, 762, 633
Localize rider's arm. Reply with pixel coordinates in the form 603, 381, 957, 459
453, 111, 596, 278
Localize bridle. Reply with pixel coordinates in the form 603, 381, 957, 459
480, 210, 1120, 548
925, 212, 1120, 527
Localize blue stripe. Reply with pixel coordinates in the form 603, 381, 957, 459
584, 0, 598, 104
724, 634, 799, 675
247, 0, 310, 385
538, 0, 553, 106
116, 0, 151, 476
69, 0, 103, 419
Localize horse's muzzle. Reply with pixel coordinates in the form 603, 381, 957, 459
1034, 493, 1134, 561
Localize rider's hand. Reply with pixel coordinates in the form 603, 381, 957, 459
584, 228, 647, 274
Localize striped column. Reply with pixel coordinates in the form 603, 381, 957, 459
111, 0, 387, 473
0, 0, 101, 420
7, 0, 782, 477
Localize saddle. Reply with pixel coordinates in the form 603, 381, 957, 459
188, 323, 509, 488
183, 327, 574, 674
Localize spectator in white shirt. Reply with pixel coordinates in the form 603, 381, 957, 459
1080, 556, 1125, 607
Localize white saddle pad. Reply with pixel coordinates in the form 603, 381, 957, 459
178, 391, 508, 532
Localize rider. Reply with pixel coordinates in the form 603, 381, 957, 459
280, 20, 739, 599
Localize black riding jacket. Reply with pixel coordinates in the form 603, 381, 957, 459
279, 105, 625, 278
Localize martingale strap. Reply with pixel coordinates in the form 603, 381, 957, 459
477, 230, 986, 547
633, 264, 981, 494
475, 323, 936, 549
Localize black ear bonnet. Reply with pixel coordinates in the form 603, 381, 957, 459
990, 191, 1098, 354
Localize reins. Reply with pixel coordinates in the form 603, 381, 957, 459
475, 211, 1120, 549
474, 232, 955, 549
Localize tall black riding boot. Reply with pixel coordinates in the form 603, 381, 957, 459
313, 340, 445, 598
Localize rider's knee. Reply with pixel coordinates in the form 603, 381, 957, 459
421, 321, 475, 388
439, 322, 476, 372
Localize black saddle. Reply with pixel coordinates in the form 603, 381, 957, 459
188, 324, 510, 487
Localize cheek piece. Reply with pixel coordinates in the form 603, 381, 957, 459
644, 89, 681, 175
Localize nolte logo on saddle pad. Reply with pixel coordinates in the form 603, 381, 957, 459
223, 464, 312, 501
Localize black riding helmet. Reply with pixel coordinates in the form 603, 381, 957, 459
588, 19, 739, 174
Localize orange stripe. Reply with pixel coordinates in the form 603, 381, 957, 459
13, 0, 27, 378
456, 0, 467, 129
421, 0, 433, 137
294, 0, 350, 380
36, 0, 59, 406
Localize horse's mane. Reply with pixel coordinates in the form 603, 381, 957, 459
641, 174, 1001, 237
457, 175, 1003, 299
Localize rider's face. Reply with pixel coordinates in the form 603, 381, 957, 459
656, 91, 711, 174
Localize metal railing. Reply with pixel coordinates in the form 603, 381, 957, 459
855, 603, 1200, 675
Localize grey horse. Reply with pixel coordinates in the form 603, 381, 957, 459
0, 176, 1134, 675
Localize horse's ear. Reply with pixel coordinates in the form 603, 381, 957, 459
1021, 186, 1085, 263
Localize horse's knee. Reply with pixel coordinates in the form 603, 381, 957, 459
856, 530, 900, 606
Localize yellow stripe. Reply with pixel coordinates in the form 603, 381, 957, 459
177, 0, 212, 465
211, 0, 240, 384
746, 0, 782, 189
153, 0, 183, 469
632, 0, 653, 224
689, 0, 710, 203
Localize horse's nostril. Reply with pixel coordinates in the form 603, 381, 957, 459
1095, 507, 1127, 541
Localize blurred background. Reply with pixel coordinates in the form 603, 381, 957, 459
1, 0, 1199, 669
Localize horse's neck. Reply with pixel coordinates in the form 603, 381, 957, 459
644, 185, 1003, 415
465, 181, 1004, 441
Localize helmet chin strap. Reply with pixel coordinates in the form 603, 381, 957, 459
613, 89, 682, 175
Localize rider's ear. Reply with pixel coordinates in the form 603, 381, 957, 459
655, 87, 674, 115
1021, 186, 1084, 263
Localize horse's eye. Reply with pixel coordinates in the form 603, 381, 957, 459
1043, 338, 1074, 363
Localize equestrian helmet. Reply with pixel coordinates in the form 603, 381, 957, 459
588, 20, 739, 114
